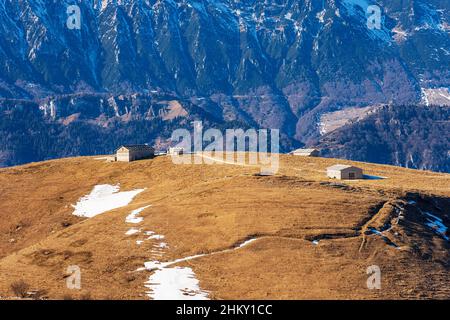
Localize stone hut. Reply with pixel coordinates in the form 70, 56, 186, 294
327, 164, 363, 180
116, 145, 155, 162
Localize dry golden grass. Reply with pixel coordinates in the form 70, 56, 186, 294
0, 154, 448, 299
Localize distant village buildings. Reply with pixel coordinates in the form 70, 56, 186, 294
116, 145, 155, 162
327, 165, 363, 180
287, 147, 364, 180
111, 144, 366, 183
290, 148, 320, 157
167, 147, 185, 156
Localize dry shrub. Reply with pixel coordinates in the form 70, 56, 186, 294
80, 292, 92, 300
10, 280, 30, 298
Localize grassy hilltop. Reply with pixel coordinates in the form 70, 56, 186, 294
0, 154, 448, 299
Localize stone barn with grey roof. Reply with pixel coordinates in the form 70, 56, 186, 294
290, 148, 320, 157
327, 164, 363, 180
116, 145, 155, 162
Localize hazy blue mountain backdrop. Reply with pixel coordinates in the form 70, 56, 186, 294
0, 0, 449, 171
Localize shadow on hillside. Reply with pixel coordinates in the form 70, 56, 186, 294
363, 174, 386, 180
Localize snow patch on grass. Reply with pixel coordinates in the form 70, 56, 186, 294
72, 184, 146, 218
367, 227, 399, 248
126, 205, 151, 224
145, 267, 209, 300
155, 242, 168, 248
147, 234, 165, 240
424, 212, 449, 241
126, 228, 140, 235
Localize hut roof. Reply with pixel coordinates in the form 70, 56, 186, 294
117, 145, 154, 152
327, 164, 361, 171
292, 148, 318, 153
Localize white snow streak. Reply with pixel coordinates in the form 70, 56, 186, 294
126, 228, 140, 235
126, 205, 152, 224
141, 237, 259, 300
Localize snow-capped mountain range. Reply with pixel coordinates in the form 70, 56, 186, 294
0, 0, 449, 168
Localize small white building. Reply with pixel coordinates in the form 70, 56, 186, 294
167, 147, 185, 156
116, 145, 155, 162
327, 164, 363, 180
290, 148, 320, 157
